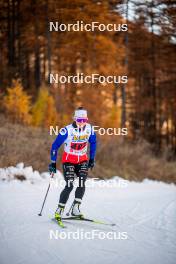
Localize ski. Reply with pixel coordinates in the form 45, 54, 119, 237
62, 215, 116, 227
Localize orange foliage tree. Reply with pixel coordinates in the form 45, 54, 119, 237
3, 80, 31, 124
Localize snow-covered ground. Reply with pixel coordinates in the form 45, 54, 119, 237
0, 164, 176, 264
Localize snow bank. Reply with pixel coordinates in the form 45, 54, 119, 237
0, 163, 175, 190
0, 163, 127, 187
0, 163, 62, 184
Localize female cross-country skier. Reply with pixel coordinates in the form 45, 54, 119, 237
49, 107, 97, 223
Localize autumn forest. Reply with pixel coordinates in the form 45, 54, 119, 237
0, 0, 176, 181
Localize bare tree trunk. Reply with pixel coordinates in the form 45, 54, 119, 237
16, 0, 22, 80
32, 0, 41, 90
150, 0, 158, 150
121, 0, 128, 127
45, 0, 51, 85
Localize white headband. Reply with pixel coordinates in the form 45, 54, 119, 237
74, 109, 87, 118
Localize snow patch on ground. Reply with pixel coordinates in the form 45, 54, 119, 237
0, 164, 176, 264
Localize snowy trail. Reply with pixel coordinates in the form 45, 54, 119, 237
0, 175, 176, 264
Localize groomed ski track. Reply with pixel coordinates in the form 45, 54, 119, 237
0, 173, 176, 264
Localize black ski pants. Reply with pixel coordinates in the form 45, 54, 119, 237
59, 161, 88, 204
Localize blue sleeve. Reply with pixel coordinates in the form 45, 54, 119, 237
89, 129, 97, 160
50, 128, 68, 162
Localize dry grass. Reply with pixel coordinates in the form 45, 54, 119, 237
0, 115, 175, 183
95, 136, 176, 183
0, 115, 54, 172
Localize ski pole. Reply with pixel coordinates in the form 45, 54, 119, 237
38, 172, 54, 216
66, 201, 74, 216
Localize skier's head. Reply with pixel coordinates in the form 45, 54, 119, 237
74, 107, 88, 128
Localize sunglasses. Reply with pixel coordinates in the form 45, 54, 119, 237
76, 118, 88, 123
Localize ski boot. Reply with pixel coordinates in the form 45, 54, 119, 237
55, 204, 65, 227
71, 199, 83, 218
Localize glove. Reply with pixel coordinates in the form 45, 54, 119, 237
88, 159, 95, 169
49, 162, 56, 173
